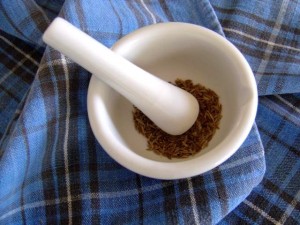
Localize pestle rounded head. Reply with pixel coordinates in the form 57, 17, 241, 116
139, 84, 199, 135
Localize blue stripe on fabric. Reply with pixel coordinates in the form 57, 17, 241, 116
279, 124, 300, 146
172, 181, 185, 225
0, 0, 47, 45
131, 1, 154, 24
230, 207, 260, 225
0, 0, 268, 224
44, 51, 64, 222
0, 136, 29, 206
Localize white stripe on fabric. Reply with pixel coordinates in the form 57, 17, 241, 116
61, 54, 72, 225
276, 95, 300, 115
278, 189, 300, 224
218, 151, 264, 171
0, 52, 36, 84
244, 200, 280, 225
140, 0, 157, 24
223, 28, 300, 53
187, 178, 201, 225
255, 0, 290, 84
260, 97, 300, 126
0, 35, 39, 66
0, 182, 173, 220
37, 58, 73, 74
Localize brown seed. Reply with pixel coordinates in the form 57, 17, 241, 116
132, 79, 222, 159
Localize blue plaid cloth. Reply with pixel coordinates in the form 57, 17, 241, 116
0, 0, 299, 224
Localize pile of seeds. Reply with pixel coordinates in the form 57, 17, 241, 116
133, 79, 222, 159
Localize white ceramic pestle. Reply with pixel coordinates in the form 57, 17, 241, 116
42, 18, 199, 135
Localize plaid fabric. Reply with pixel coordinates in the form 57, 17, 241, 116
219, 94, 300, 224
211, 0, 300, 96
210, 0, 300, 224
0, 1, 298, 225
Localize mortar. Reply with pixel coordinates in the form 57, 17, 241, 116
87, 23, 258, 179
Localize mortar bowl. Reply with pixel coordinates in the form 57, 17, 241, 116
87, 23, 258, 179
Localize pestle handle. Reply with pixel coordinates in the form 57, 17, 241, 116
42, 18, 199, 135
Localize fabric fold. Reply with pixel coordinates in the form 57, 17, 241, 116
6, 0, 300, 224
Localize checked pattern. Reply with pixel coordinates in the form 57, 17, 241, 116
0, 0, 299, 224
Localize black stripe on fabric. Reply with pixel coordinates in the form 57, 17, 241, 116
68, 165, 83, 225
264, 179, 300, 211
162, 180, 179, 225
0, 97, 24, 143
224, 37, 300, 65
0, 30, 41, 55
280, 94, 300, 107
0, 32, 42, 84
0, 49, 37, 83
39, 55, 60, 221
219, 19, 300, 50
191, 176, 212, 224
126, 0, 145, 27
158, 0, 174, 21
39, 50, 76, 223
55, 158, 69, 219
36, 0, 64, 16
0, 2, 33, 43
36, 1, 62, 16
109, 0, 123, 39
221, 21, 300, 55
20, 1, 48, 33
55, 59, 72, 224
20, 117, 31, 225
272, 94, 300, 111
274, 76, 286, 94
135, 1, 155, 24
214, 6, 300, 36
136, 175, 144, 225
0, 44, 28, 68
258, 118, 300, 158
65, 60, 83, 224
243, 194, 271, 223
3, 108, 82, 139
23, 0, 49, 33
256, 72, 300, 77
224, 31, 300, 62
284, 216, 300, 225
0, 84, 20, 102
0, 162, 99, 203
2, 155, 119, 199
264, 203, 285, 222
223, 211, 250, 225
212, 170, 229, 217
259, 112, 285, 153
86, 100, 101, 223
2, 57, 35, 81
261, 211, 283, 225
246, 191, 298, 225
74, 0, 87, 31
178, 179, 196, 224
0, 34, 31, 63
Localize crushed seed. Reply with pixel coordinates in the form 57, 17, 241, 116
132, 79, 222, 159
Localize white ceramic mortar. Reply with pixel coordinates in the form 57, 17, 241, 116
87, 23, 258, 179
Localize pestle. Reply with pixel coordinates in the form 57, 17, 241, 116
42, 18, 199, 135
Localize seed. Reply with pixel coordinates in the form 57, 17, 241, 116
132, 79, 222, 159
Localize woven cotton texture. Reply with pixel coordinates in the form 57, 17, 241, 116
0, 0, 299, 224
